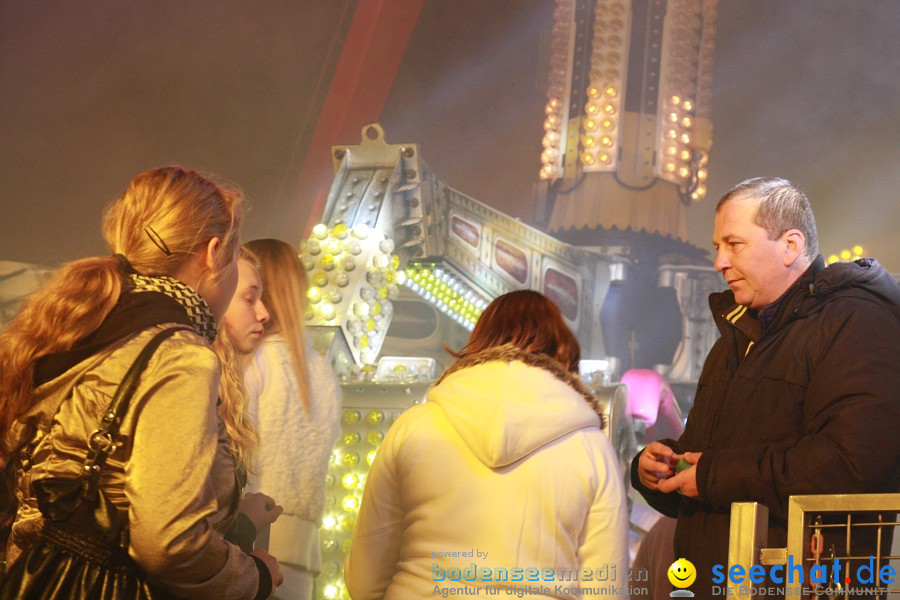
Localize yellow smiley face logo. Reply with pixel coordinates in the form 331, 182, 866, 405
667, 558, 696, 588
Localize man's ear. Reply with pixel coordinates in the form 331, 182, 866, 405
204, 237, 223, 273
783, 229, 805, 267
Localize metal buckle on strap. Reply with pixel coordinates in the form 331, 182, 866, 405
88, 430, 115, 453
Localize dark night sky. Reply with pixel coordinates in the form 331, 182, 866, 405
2, 0, 898, 273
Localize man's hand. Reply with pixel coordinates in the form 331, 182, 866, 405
637, 441, 678, 491
658, 451, 702, 499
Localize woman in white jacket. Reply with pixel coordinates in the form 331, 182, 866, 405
345, 290, 629, 599
243, 239, 342, 600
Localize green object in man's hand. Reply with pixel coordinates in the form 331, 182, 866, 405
675, 458, 692, 473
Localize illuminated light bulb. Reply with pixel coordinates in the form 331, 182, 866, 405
367, 450, 377, 465
372, 254, 390, 269
852, 245, 864, 256
600, 135, 613, 147
828, 254, 840, 264
582, 135, 597, 148
668, 112, 679, 123
691, 191, 701, 201
587, 85, 601, 98
312, 271, 328, 288
840, 250, 852, 261
680, 150, 691, 161
343, 410, 360, 425
584, 118, 597, 131
306, 239, 321, 255
307, 287, 322, 304
323, 585, 338, 599
666, 129, 678, 140
335, 272, 349, 287
357, 334, 369, 349
343, 432, 360, 446
326, 239, 342, 255
390, 255, 400, 270
544, 116, 559, 129
678, 167, 690, 178
665, 145, 677, 156
683, 99, 694, 111
312, 224, 328, 240
367, 430, 384, 446
320, 255, 335, 271
351, 224, 370, 240
598, 152, 611, 164
360, 286, 376, 302
331, 223, 348, 239
342, 496, 359, 512
665, 162, 676, 173
581, 152, 596, 166
319, 302, 336, 321
600, 118, 614, 130
671, 95, 682, 105
698, 168, 708, 182
341, 473, 359, 489
682, 117, 693, 128
604, 86, 617, 97
539, 167, 551, 180
352, 302, 370, 317
342, 453, 359, 467
340, 256, 356, 272
546, 131, 560, 143
366, 318, 376, 332
696, 184, 707, 197
680, 133, 691, 144
372, 300, 383, 316
367, 410, 385, 425
322, 514, 337, 529
602, 103, 616, 115
585, 102, 600, 115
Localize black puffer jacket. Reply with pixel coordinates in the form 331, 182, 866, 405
632, 257, 900, 598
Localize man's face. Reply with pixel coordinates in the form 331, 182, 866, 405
222, 258, 269, 354
713, 197, 795, 310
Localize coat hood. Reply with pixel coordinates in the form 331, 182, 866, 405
809, 258, 900, 319
427, 346, 602, 469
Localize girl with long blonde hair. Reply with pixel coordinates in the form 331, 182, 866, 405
0, 166, 281, 598
242, 238, 342, 600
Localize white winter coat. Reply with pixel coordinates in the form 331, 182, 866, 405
345, 348, 629, 599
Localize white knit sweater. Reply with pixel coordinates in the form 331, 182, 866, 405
244, 334, 342, 569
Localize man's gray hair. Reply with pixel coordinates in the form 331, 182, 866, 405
717, 177, 819, 260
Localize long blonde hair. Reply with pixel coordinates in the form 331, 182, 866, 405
212, 249, 261, 474
0, 165, 244, 443
243, 239, 311, 412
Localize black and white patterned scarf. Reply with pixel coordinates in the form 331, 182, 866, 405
129, 274, 217, 344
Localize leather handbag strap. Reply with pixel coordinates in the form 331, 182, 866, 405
80, 326, 191, 497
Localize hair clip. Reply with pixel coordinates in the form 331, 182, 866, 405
145, 226, 172, 256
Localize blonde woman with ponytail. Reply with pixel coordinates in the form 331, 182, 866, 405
243, 239, 342, 600
0, 166, 281, 599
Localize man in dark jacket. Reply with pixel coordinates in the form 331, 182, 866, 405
631, 177, 900, 599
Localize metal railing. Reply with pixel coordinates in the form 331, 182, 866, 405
728, 494, 900, 600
